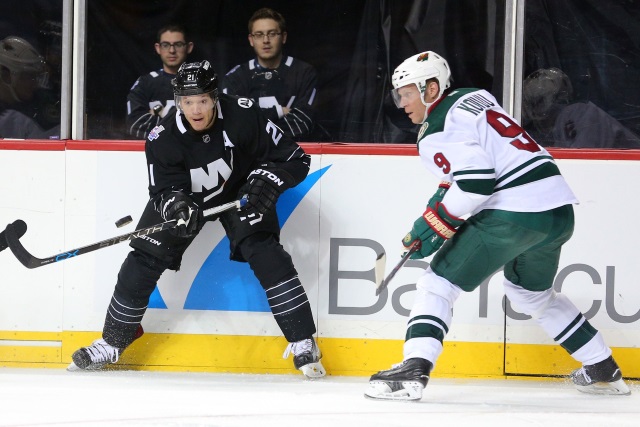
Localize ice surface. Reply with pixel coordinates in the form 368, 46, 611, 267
0, 368, 638, 426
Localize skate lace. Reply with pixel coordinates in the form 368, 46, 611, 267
85, 339, 120, 364
575, 367, 591, 383
282, 338, 313, 359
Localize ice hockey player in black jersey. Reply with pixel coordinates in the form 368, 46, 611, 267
126, 24, 193, 139
69, 60, 326, 379
222, 8, 318, 141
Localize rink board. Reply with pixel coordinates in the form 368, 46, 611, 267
0, 141, 639, 378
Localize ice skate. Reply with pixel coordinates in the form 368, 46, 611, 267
67, 338, 124, 371
570, 356, 630, 395
283, 337, 326, 379
364, 358, 432, 401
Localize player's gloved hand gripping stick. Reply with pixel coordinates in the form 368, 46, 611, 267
1, 199, 245, 269
374, 181, 462, 295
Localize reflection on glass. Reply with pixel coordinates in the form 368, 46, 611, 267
524, 0, 640, 149
84, 1, 505, 143
522, 68, 640, 149
0, 1, 62, 139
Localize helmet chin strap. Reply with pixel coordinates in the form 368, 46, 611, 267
420, 87, 444, 122
420, 91, 437, 122
423, 98, 445, 122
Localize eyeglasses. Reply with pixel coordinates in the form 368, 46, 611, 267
158, 41, 188, 50
250, 31, 282, 41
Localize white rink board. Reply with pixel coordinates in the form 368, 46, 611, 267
1, 149, 639, 347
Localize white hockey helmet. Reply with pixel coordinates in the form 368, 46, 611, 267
522, 67, 573, 122
391, 51, 452, 108
0, 36, 45, 76
0, 36, 46, 102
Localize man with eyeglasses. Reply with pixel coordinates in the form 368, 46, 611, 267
221, 8, 319, 141
126, 24, 194, 139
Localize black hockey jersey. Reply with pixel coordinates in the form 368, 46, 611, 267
145, 93, 310, 212
221, 56, 317, 141
127, 69, 177, 139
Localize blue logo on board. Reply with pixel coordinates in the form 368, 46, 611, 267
148, 166, 331, 312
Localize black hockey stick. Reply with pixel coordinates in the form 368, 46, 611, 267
4, 199, 244, 269
375, 240, 420, 296
0, 220, 27, 253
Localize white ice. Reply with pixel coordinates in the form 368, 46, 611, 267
0, 368, 638, 426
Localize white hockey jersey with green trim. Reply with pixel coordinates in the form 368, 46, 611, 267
417, 88, 578, 217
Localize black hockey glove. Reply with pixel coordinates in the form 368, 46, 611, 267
159, 191, 202, 238
240, 166, 295, 215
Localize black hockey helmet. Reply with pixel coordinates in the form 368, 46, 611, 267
171, 60, 218, 98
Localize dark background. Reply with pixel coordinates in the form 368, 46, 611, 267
84, 0, 506, 142
1, 0, 639, 144
85, 0, 369, 141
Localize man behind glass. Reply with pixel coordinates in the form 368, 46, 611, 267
221, 8, 318, 141
126, 24, 193, 139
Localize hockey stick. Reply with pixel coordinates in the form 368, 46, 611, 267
375, 240, 420, 296
4, 199, 244, 269
0, 220, 27, 253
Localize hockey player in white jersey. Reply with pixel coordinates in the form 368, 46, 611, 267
365, 51, 630, 401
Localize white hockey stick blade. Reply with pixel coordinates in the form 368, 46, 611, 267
374, 251, 386, 290
375, 241, 420, 296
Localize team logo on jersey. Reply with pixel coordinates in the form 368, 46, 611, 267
238, 98, 254, 108
202, 134, 211, 143
148, 125, 165, 141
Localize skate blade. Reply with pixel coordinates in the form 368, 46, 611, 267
66, 359, 108, 372
300, 361, 326, 379
576, 378, 631, 396
364, 380, 424, 401
66, 362, 82, 372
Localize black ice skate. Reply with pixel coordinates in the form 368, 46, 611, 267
364, 358, 433, 401
67, 338, 124, 371
283, 337, 326, 379
570, 355, 630, 395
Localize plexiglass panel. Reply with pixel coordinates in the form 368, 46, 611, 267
83, 0, 506, 143
0, 1, 62, 139
522, 0, 640, 148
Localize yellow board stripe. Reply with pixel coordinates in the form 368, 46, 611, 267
1, 331, 638, 379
